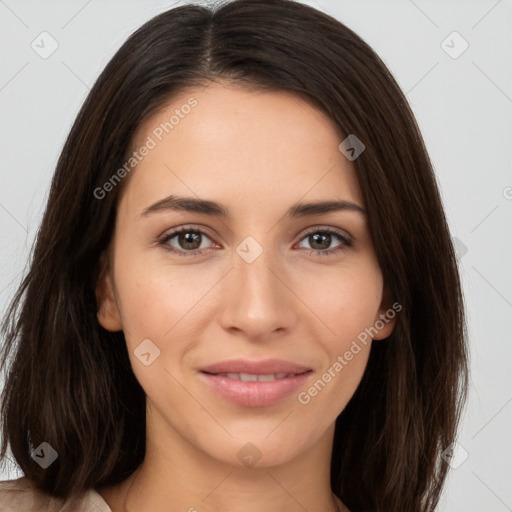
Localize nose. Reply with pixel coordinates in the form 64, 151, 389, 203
218, 243, 299, 341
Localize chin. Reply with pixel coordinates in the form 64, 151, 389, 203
207, 432, 315, 470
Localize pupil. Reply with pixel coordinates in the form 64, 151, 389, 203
311, 233, 330, 250
180, 232, 201, 250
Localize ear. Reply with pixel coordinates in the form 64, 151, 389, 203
372, 291, 400, 341
95, 253, 123, 332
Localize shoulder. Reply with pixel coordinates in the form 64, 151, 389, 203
0, 477, 62, 512
0, 477, 112, 512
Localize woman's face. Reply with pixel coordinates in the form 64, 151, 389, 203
97, 83, 395, 469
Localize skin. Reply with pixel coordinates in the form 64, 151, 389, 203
95, 82, 396, 512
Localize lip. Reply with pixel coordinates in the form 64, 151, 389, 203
200, 358, 312, 375
199, 358, 312, 407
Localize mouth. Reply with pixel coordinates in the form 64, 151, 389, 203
203, 371, 305, 382
198, 359, 313, 407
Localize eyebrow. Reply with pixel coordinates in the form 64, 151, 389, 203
139, 195, 366, 219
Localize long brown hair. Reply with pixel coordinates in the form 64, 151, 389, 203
0, 1, 468, 510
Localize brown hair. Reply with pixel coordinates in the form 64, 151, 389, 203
0, 1, 468, 510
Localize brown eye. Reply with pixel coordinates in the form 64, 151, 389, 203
158, 227, 215, 256
297, 228, 352, 256
175, 231, 203, 250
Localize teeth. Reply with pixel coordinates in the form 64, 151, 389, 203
240, 372, 258, 382
257, 374, 276, 381
219, 372, 292, 381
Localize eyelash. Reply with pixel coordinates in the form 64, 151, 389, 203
156, 225, 353, 258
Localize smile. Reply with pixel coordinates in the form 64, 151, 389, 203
213, 372, 296, 381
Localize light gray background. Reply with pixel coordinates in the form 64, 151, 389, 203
0, 1, 511, 511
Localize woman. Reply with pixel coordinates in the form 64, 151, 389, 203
0, 0, 468, 511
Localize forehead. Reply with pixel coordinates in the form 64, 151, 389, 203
121, 83, 363, 217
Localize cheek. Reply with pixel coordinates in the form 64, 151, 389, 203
299, 266, 381, 409
112, 265, 197, 399
112, 250, 219, 391
113, 249, 205, 339
316, 264, 383, 343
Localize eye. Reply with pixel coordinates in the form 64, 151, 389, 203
157, 225, 352, 257
296, 227, 352, 256
157, 225, 216, 257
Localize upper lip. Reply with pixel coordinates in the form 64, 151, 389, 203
200, 358, 312, 375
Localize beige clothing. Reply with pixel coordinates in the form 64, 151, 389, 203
0, 477, 112, 512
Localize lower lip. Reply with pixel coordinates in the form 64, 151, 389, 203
199, 371, 312, 407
